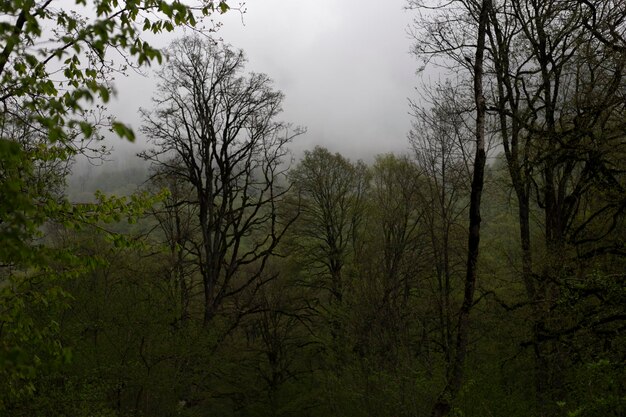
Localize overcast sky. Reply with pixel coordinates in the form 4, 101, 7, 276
107, 0, 419, 165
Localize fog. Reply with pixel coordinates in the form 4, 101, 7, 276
101, 1, 415, 160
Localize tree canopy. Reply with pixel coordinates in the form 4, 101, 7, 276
1, 1, 625, 416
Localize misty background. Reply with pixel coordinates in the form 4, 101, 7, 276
69, 0, 420, 199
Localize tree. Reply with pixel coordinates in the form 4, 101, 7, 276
410, 82, 473, 375
364, 154, 424, 321
141, 35, 303, 326
287, 146, 368, 306
348, 154, 426, 416
409, 0, 491, 415
285, 146, 368, 415
0, 0, 229, 409
577, 0, 626, 52
411, 0, 626, 414
485, 0, 626, 412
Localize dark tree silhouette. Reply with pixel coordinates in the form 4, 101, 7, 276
141, 35, 303, 325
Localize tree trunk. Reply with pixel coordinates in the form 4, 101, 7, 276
430, 0, 490, 415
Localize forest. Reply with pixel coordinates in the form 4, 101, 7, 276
0, 0, 625, 416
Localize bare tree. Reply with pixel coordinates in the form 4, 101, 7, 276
409, 0, 491, 415
141, 35, 303, 326
409, 82, 473, 378
577, 0, 626, 52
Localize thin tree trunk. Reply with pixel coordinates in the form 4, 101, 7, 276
430, 0, 490, 415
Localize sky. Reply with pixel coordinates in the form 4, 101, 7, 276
105, 0, 420, 166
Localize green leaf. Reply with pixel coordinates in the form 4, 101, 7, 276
48, 126, 64, 142
111, 121, 136, 142
79, 122, 93, 137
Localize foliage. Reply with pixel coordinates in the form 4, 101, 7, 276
2, 0, 626, 415
0, 0, 229, 411
0, 0, 229, 139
